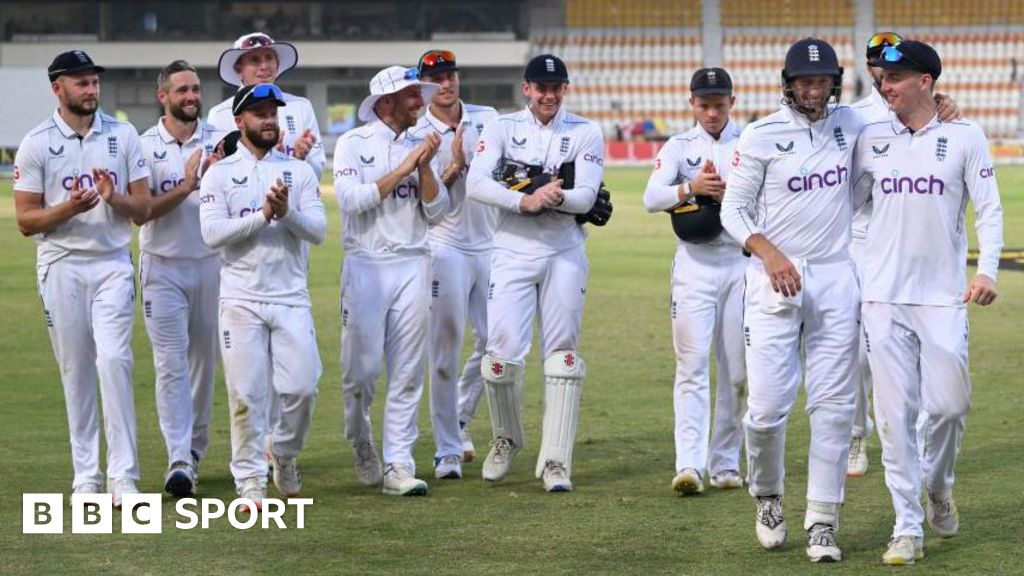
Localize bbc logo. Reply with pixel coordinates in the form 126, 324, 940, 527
23, 494, 312, 533
24, 493, 162, 534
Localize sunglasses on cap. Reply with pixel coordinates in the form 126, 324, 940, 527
879, 45, 927, 72
419, 50, 456, 69
867, 32, 902, 51
232, 83, 284, 115
239, 34, 274, 49
404, 67, 420, 80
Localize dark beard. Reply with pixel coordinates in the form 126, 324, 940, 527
170, 102, 201, 123
67, 99, 97, 117
245, 125, 279, 151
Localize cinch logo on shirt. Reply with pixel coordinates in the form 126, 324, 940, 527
335, 168, 357, 178
880, 173, 946, 195
786, 165, 847, 193
159, 177, 184, 193
62, 172, 119, 191
239, 200, 261, 217
583, 153, 603, 166
980, 166, 995, 178
393, 182, 419, 199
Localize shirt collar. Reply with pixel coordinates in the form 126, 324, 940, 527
52, 108, 102, 139
524, 105, 565, 128
889, 111, 941, 135
233, 142, 281, 163
157, 117, 203, 145
695, 118, 737, 142
425, 101, 469, 134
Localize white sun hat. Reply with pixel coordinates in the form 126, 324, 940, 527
357, 66, 439, 123
218, 32, 298, 87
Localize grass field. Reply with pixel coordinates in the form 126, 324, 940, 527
1, 166, 1023, 575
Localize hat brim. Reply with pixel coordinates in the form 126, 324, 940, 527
357, 82, 439, 123
870, 58, 928, 75
419, 62, 458, 77
524, 74, 570, 84
218, 43, 298, 87
691, 88, 732, 97
49, 64, 106, 81
234, 96, 287, 116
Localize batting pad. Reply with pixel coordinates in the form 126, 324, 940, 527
536, 351, 586, 478
482, 354, 525, 447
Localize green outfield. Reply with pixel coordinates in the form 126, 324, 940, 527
1, 166, 1022, 575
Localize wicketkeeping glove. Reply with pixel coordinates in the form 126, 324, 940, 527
575, 183, 613, 226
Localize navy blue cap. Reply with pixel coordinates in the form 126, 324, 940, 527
872, 40, 942, 80
690, 67, 733, 96
48, 50, 105, 82
524, 54, 569, 84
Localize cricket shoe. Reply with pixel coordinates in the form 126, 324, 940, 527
541, 460, 572, 493
459, 421, 476, 463
271, 454, 302, 497
806, 523, 842, 562
238, 476, 266, 512
927, 491, 959, 537
482, 436, 520, 482
352, 439, 383, 486
382, 463, 428, 496
73, 482, 102, 495
110, 478, 139, 509
847, 436, 868, 477
164, 460, 197, 497
755, 495, 787, 549
882, 535, 924, 565
709, 469, 744, 489
671, 468, 705, 496
434, 455, 463, 479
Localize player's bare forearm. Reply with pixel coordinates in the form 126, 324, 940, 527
142, 181, 195, 223
374, 165, 415, 200
14, 196, 81, 236
107, 180, 152, 225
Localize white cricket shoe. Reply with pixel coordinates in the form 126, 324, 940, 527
164, 460, 196, 497
709, 469, 744, 489
459, 421, 476, 463
110, 478, 139, 509
882, 535, 924, 565
238, 476, 266, 512
352, 440, 383, 486
73, 482, 102, 495
541, 460, 573, 493
482, 437, 520, 482
806, 523, 842, 562
382, 463, 428, 496
434, 455, 463, 480
754, 495, 787, 550
926, 491, 959, 537
671, 468, 705, 496
271, 454, 302, 497
847, 436, 868, 477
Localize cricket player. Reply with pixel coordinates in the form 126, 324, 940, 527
720, 38, 864, 562
409, 49, 499, 479
199, 83, 326, 508
466, 54, 605, 493
643, 67, 747, 496
13, 50, 151, 507
851, 40, 1003, 565
334, 66, 448, 496
138, 60, 229, 497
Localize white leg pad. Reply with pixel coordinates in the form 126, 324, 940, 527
482, 354, 525, 448
536, 351, 585, 478
804, 500, 841, 531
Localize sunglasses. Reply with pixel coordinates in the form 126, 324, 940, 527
419, 50, 456, 70
239, 34, 274, 49
867, 32, 903, 50
879, 45, 927, 72
233, 83, 284, 115
404, 67, 420, 81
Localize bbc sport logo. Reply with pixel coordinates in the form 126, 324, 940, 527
23, 494, 313, 534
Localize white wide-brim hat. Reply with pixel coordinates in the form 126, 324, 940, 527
357, 66, 439, 123
218, 32, 298, 87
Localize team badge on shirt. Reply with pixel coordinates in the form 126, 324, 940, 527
775, 141, 795, 155
833, 127, 848, 151
153, 150, 167, 161
686, 157, 702, 168
359, 155, 375, 166
559, 136, 570, 155
871, 143, 890, 158
49, 145, 65, 159
512, 137, 527, 147
936, 137, 948, 162
107, 136, 118, 157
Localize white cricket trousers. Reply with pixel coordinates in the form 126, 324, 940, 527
428, 243, 489, 460
141, 252, 219, 467
341, 254, 430, 470
38, 250, 139, 488
743, 256, 859, 504
671, 243, 748, 475
219, 299, 320, 490
486, 245, 588, 363
862, 302, 970, 538
849, 238, 875, 439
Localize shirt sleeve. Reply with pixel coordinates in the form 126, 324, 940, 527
198, 168, 269, 248
333, 134, 382, 215
850, 134, 874, 213
720, 127, 767, 246
280, 164, 327, 245
467, 121, 522, 213
559, 123, 602, 214
123, 129, 150, 186
644, 139, 687, 212
12, 135, 44, 194
964, 125, 1004, 282
301, 102, 326, 178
